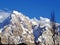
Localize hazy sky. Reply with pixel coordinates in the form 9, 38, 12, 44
0, 0, 60, 23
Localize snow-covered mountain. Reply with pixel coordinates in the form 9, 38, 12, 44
0, 10, 60, 45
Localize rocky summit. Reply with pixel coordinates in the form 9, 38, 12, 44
0, 10, 60, 45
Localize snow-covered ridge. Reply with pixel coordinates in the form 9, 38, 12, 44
0, 10, 60, 45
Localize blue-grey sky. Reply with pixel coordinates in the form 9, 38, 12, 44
0, 0, 60, 23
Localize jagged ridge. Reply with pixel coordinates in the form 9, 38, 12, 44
0, 10, 60, 45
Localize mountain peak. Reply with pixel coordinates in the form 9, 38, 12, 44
13, 10, 22, 15
0, 10, 60, 45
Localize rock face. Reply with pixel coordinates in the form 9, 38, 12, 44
38, 19, 60, 45
0, 11, 34, 44
0, 10, 60, 45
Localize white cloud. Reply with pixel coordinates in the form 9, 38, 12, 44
40, 16, 50, 22
0, 10, 11, 23
0, 16, 3, 19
